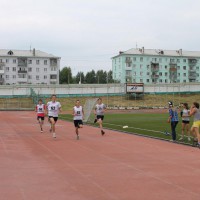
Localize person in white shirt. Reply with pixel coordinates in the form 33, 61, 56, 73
46, 94, 61, 138
180, 103, 191, 141
73, 100, 84, 140
94, 98, 107, 135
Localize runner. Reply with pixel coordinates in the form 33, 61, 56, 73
73, 100, 84, 140
46, 94, 62, 138
35, 99, 46, 133
94, 98, 107, 135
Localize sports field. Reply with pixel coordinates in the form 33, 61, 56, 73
60, 110, 193, 144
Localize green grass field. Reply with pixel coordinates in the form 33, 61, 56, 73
60, 112, 194, 144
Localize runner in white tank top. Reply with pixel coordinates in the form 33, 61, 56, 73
46, 94, 62, 138
35, 99, 46, 133
94, 98, 106, 136
73, 100, 84, 140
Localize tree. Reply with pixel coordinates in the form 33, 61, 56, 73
96, 70, 106, 84
59, 67, 73, 84
75, 72, 85, 84
85, 70, 96, 83
107, 70, 114, 83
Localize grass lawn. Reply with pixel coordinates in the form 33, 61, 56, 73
60, 112, 194, 144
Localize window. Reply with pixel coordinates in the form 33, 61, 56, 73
165, 58, 168, 62
177, 66, 180, 70
44, 68, 47, 72
183, 66, 186, 70
140, 79, 143, 83
140, 72, 143, 76
147, 65, 150, 69
159, 72, 162, 76
6, 67, 9, 71
36, 60, 40, 65
147, 72, 150, 75
133, 57, 136, 61
44, 75, 47, 79
165, 72, 168, 76
6, 75, 9, 79
133, 64, 136, 68
177, 59, 180, 63
146, 57, 149, 61
13, 67, 16, 72
159, 58, 162, 63
140, 65, 143, 69
140, 57, 143, 62
13, 75, 16, 79
183, 80, 186, 83
36, 75, 39, 80
28, 68, 32, 72
183, 59, 186, 63
44, 60, 47, 65
196, 66, 199, 70
51, 67, 57, 71
165, 65, 167, 69
146, 79, 149, 82
13, 59, 16, 64
28, 75, 32, 79
159, 79, 162, 83
28, 60, 32, 64
6, 59, 9, 63
165, 79, 168, 83
36, 68, 39, 72
183, 73, 186, 77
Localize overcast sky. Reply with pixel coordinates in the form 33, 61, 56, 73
0, 0, 200, 75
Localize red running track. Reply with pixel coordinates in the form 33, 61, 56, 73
0, 111, 200, 200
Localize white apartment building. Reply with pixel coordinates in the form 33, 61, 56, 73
0, 49, 60, 85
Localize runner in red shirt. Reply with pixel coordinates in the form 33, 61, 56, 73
35, 99, 46, 133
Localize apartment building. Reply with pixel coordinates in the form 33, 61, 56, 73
112, 47, 200, 84
0, 49, 60, 85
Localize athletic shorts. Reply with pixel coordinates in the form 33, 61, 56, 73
182, 120, 190, 124
97, 115, 104, 121
192, 120, 200, 128
48, 116, 58, 122
74, 120, 83, 128
37, 116, 44, 121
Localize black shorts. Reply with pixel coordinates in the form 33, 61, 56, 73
74, 120, 83, 128
97, 115, 104, 121
37, 116, 44, 121
48, 116, 58, 122
182, 120, 190, 124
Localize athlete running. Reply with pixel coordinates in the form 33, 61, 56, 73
46, 94, 61, 138
94, 98, 107, 135
35, 99, 46, 133
73, 100, 84, 140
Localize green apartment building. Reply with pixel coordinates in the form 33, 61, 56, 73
112, 47, 200, 84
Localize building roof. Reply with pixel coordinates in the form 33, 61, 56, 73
112, 48, 200, 58
0, 49, 60, 58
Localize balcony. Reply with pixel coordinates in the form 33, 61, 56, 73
0, 78, 4, 84
0, 70, 4, 74
0, 62, 5, 67
18, 70, 27, 73
169, 67, 177, 71
17, 77, 27, 82
188, 58, 197, 66
151, 75, 159, 79
18, 58, 27, 67
50, 59, 57, 67
125, 57, 132, 64
50, 70, 57, 75
151, 66, 159, 72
